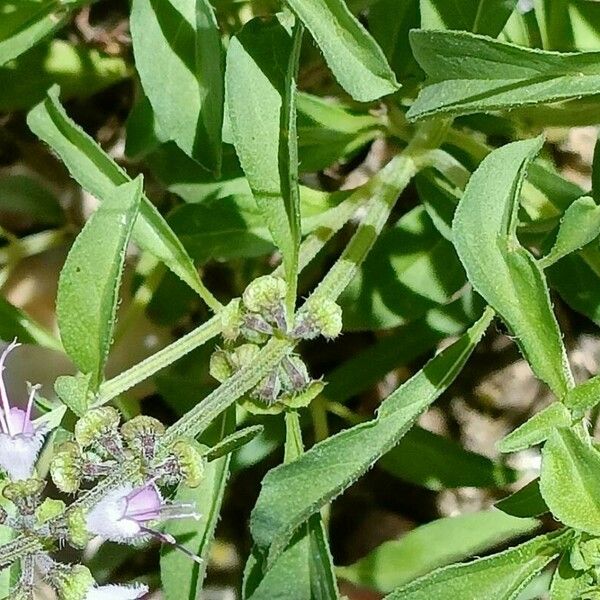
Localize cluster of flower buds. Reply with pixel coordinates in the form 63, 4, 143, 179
220, 276, 342, 343
50, 409, 205, 495
211, 276, 342, 413
0, 339, 207, 598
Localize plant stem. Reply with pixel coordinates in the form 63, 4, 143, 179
94, 315, 222, 407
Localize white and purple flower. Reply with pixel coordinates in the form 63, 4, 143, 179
0, 339, 47, 480
85, 583, 149, 600
86, 481, 202, 562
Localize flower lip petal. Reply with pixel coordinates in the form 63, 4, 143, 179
85, 583, 149, 600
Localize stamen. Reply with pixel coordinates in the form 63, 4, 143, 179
0, 339, 20, 437
140, 526, 203, 564
24, 383, 40, 428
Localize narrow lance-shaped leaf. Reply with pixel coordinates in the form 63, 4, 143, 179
130, 0, 223, 173
226, 15, 302, 308
243, 413, 339, 599
161, 408, 235, 599
420, 0, 518, 37
452, 136, 573, 397
250, 308, 494, 565
337, 509, 539, 593
285, 0, 399, 102
57, 177, 142, 388
540, 428, 600, 535
384, 529, 575, 600
498, 402, 572, 454
539, 196, 600, 268
26, 87, 220, 311
408, 30, 600, 121
0, 0, 79, 66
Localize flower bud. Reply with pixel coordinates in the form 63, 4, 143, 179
294, 299, 342, 340
67, 507, 90, 549
279, 355, 310, 393
35, 497, 66, 526
242, 276, 287, 314
3, 478, 44, 514
121, 416, 165, 462
209, 349, 233, 383
51, 442, 83, 494
220, 299, 243, 341
75, 407, 121, 448
253, 369, 281, 406
54, 565, 95, 600
229, 344, 260, 371
169, 439, 206, 488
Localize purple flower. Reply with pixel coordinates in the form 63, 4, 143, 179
86, 481, 202, 562
0, 340, 47, 480
85, 583, 149, 600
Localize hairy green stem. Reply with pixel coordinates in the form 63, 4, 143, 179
94, 315, 223, 407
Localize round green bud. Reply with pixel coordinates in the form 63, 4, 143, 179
242, 276, 287, 314
35, 497, 66, 525
75, 407, 121, 448
230, 344, 260, 371
51, 442, 83, 494
121, 416, 165, 441
170, 439, 206, 488
221, 299, 244, 341
279, 355, 310, 393
67, 507, 90, 549
3, 478, 44, 502
295, 299, 342, 340
55, 565, 94, 600
209, 349, 233, 383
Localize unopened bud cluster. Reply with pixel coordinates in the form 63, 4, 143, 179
211, 276, 342, 413
51, 408, 205, 496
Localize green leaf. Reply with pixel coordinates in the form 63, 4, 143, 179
337, 509, 539, 593
243, 514, 338, 600
549, 554, 590, 600
369, 0, 420, 81
380, 426, 517, 490
285, 0, 399, 101
130, 0, 223, 172
226, 14, 302, 303
250, 308, 494, 565
168, 194, 275, 262
27, 88, 218, 309
564, 374, 600, 414
408, 30, 600, 122
204, 425, 264, 462
339, 205, 466, 330
453, 137, 573, 397
0, 174, 64, 227
420, 0, 518, 36
548, 246, 600, 326
0, 0, 77, 66
540, 428, 600, 535
160, 408, 235, 599
496, 479, 549, 519
385, 530, 574, 600
0, 296, 60, 351
244, 413, 338, 600
54, 373, 93, 417
297, 92, 379, 171
325, 293, 485, 404
498, 402, 572, 453
0, 40, 129, 112
57, 177, 142, 387
540, 196, 600, 268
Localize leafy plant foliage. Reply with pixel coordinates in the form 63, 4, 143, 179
2, 0, 600, 599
